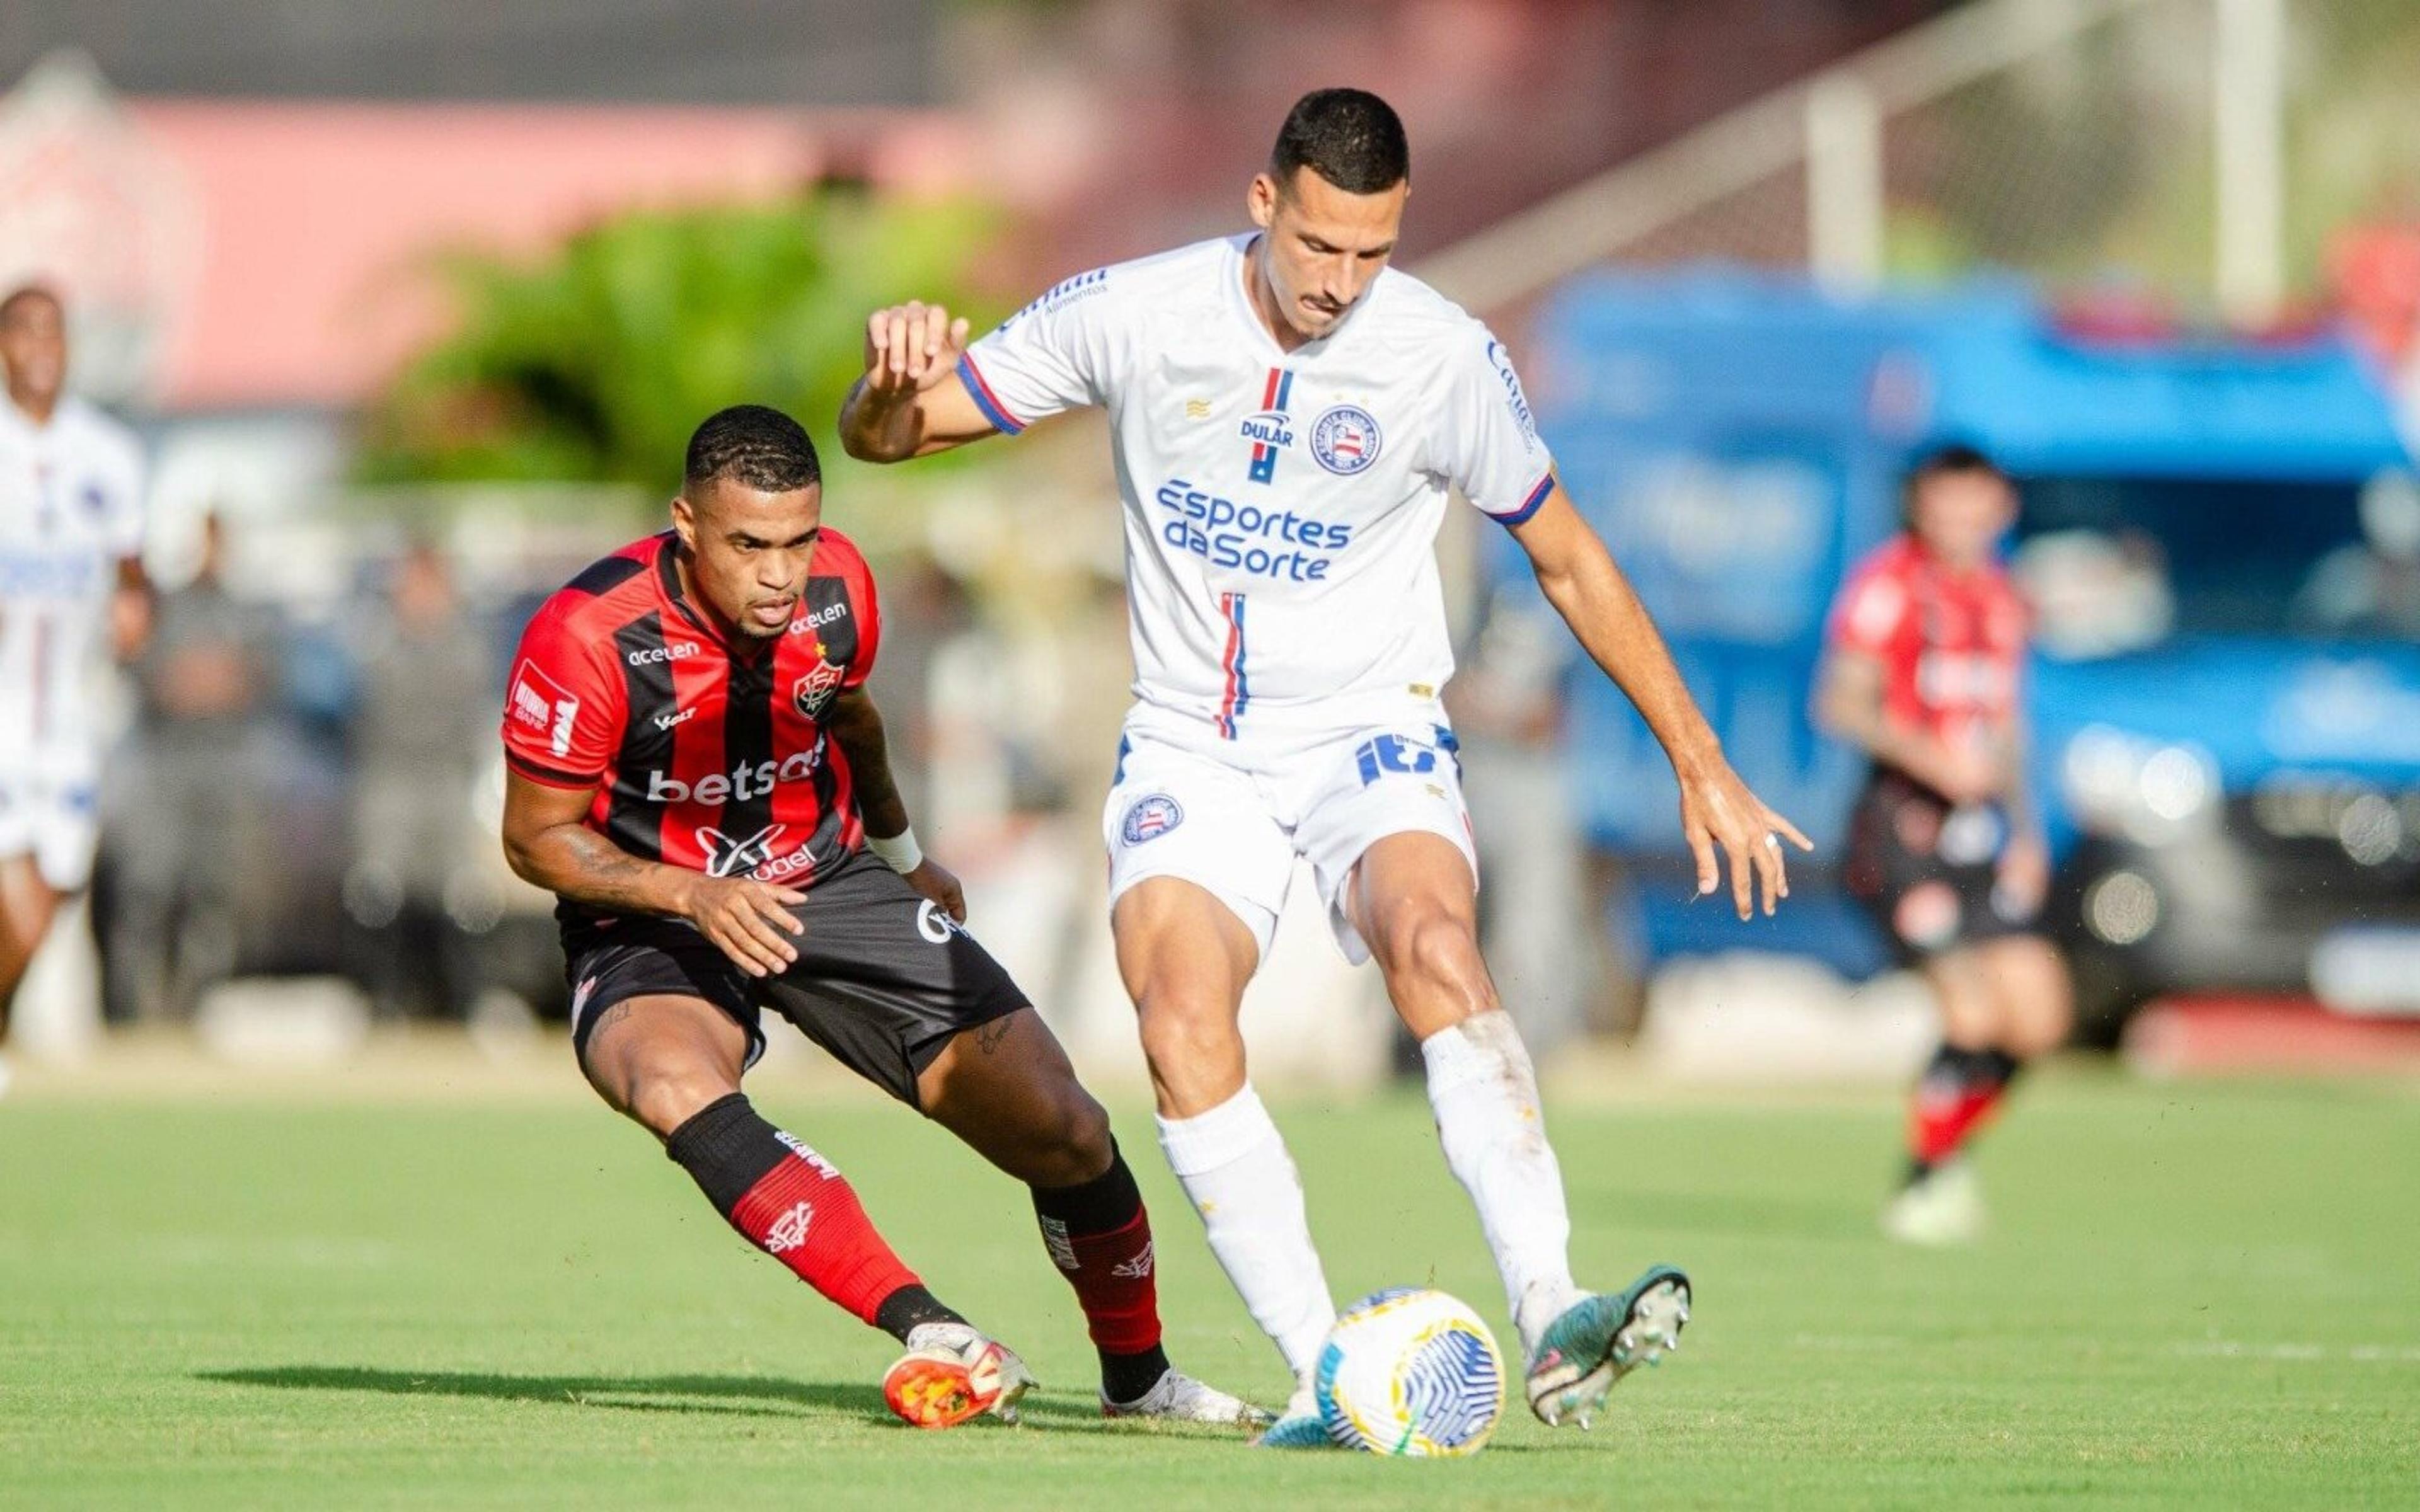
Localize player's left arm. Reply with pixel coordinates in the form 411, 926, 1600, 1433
824, 685, 965, 922
1507, 483, 1813, 919
1993, 711, 2051, 914
107, 434, 153, 660
108, 555, 153, 661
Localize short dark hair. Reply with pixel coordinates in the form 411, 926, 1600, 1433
0, 282, 62, 327
1903, 442, 2006, 510
1270, 88, 1409, 195
684, 404, 821, 493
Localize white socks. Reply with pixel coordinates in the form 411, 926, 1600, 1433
1422, 1011, 1582, 1357
1156, 1082, 1337, 1378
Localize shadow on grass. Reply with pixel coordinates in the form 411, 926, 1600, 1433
197, 1366, 1107, 1429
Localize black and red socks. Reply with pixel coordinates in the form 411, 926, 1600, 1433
664, 1093, 958, 1342
1030, 1142, 1171, 1404
1906, 1043, 2022, 1184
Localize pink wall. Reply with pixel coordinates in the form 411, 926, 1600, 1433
125, 100, 968, 410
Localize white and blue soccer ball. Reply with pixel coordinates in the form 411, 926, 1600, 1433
1314, 1287, 1506, 1456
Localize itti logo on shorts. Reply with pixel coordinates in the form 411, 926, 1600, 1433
762, 1201, 815, 1254
1310, 404, 1382, 476
1121, 794, 1184, 845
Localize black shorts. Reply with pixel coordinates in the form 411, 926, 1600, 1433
1842, 767, 2037, 967
562, 848, 1029, 1107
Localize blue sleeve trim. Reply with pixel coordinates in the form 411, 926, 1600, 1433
1493, 471, 1555, 528
956, 352, 1027, 436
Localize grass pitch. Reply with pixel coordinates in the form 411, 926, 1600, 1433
3, 1063, 2416, 1508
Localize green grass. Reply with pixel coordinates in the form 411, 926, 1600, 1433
4, 1068, 2416, 1508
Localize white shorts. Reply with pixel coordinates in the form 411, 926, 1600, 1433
0, 771, 99, 893
1101, 704, 1480, 965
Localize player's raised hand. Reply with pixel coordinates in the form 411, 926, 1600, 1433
899, 857, 968, 924
680, 873, 809, 978
863, 301, 972, 397
1678, 760, 1814, 920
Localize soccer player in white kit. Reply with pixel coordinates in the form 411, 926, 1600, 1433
0, 285, 151, 1090
841, 90, 1811, 1443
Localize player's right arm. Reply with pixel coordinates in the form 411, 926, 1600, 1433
841, 274, 1114, 463
498, 595, 804, 976
498, 776, 805, 978
838, 301, 994, 461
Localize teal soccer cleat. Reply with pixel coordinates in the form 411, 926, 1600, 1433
1523, 1266, 1691, 1429
1252, 1383, 1340, 1449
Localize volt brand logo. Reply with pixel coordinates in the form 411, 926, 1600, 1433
1245, 367, 1296, 484
1153, 479, 1354, 583
626, 641, 701, 667
643, 743, 826, 806
509, 659, 582, 758
654, 707, 696, 731
698, 822, 788, 879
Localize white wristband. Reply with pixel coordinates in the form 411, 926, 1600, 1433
866, 827, 923, 874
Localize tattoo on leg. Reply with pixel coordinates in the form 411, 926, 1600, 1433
591, 1000, 634, 1041
976, 1016, 1015, 1056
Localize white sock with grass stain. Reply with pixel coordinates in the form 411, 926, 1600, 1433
1423, 1011, 1582, 1358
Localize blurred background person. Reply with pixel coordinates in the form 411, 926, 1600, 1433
106, 509, 267, 1024
1816, 445, 2073, 1246
1444, 578, 1616, 1062
0, 282, 149, 1089
343, 537, 498, 1021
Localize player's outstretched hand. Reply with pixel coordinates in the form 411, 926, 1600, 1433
679, 874, 809, 978
899, 858, 968, 924
1678, 760, 1814, 920
863, 301, 972, 398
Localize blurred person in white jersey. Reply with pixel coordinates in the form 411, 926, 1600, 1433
0, 284, 151, 1092
841, 89, 1810, 1444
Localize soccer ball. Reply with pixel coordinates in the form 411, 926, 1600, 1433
1314, 1288, 1506, 1455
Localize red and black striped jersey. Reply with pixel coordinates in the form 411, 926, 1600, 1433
1826, 534, 2029, 756
501, 529, 880, 937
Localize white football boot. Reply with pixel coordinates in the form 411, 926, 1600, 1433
1102, 1368, 1273, 1428
1881, 1159, 1986, 1246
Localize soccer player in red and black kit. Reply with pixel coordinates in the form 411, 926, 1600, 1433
1816, 445, 2074, 1245
498, 405, 1262, 1428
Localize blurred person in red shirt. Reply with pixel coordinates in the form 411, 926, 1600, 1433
1816, 445, 2071, 1246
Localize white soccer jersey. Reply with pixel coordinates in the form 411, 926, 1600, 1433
960, 234, 1553, 738
0, 394, 146, 780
